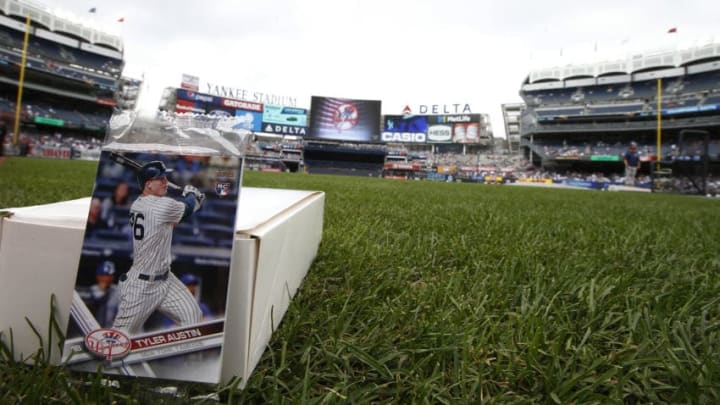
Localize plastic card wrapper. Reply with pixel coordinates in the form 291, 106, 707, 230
104, 110, 252, 157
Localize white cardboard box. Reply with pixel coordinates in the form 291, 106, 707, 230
0, 187, 324, 387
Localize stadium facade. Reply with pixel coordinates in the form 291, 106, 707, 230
0, 0, 138, 159
518, 41, 720, 190
160, 87, 501, 180
501, 103, 523, 153
2, 0, 507, 184
1, 0, 505, 183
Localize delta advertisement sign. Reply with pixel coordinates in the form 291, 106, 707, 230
401, 103, 473, 115
261, 104, 308, 136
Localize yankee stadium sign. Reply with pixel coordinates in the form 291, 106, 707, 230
206, 83, 298, 107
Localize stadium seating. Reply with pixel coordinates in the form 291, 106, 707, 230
0, 27, 121, 77
0, 94, 110, 130
522, 69, 720, 121
304, 159, 383, 176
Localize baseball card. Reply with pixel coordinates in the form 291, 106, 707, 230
62, 112, 248, 384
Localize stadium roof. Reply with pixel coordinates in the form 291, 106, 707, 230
0, 0, 123, 53
524, 41, 720, 86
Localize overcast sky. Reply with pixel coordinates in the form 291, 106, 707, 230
44, 0, 720, 138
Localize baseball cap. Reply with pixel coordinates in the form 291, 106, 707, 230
181, 273, 199, 285
138, 161, 173, 187
96, 261, 116, 276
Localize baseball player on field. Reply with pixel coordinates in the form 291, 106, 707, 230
111, 160, 206, 334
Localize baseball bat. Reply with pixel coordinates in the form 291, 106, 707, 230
108, 152, 181, 190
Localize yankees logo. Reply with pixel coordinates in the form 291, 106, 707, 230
333, 103, 358, 132
84, 328, 132, 361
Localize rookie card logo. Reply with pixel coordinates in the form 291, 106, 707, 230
84, 328, 131, 361
333, 103, 358, 132
215, 182, 232, 197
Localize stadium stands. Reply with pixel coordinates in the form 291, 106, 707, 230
17, 2, 720, 191
0, 0, 132, 156
519, 41, 720, 189
523, 68, 720, 121
302, 142, 386, 176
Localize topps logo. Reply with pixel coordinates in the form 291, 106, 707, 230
381, 132, 426, 143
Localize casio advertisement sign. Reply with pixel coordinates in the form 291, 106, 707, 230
381, 132, 426, 143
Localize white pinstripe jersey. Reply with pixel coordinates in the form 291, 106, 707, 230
128, 195, 185, 276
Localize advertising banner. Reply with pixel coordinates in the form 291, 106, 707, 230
175, 89, 264, 131
308, 96, 382, 142
221, 98, 263, 113
261, 104, 308, 136
427, 123, 452, 143
262, 104, 307, 126
233, 109, 264, 132
181, 74, 199, 92
176, 89, 215, 105
175, 98, 204, 114
426, 114, 484, 143
381, 115, 427, 143
590, 155, 621, 161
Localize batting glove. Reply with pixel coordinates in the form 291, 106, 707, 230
183, 185, 206, 210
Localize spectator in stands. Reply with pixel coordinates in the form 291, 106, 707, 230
101, 158, 127, 179
77, 261, 120, 328
175, 155, 204, 184
112, 182, 130, 206
16, 134, 26, 155
101, 181, 131, 229
623, 142, 641, 186
85, 197, 107, 236
181, 273, 213, 319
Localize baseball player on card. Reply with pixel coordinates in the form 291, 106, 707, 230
112, 160, 206, 334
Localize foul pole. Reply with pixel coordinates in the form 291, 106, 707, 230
656, 78, 662, 170
12, 15, 31, 145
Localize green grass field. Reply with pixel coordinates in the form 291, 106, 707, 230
2, 157, 720, 403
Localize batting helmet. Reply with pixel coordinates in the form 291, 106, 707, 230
181, 273, 200, 285
138, 161, 172, 188
96, 261, 116, 276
